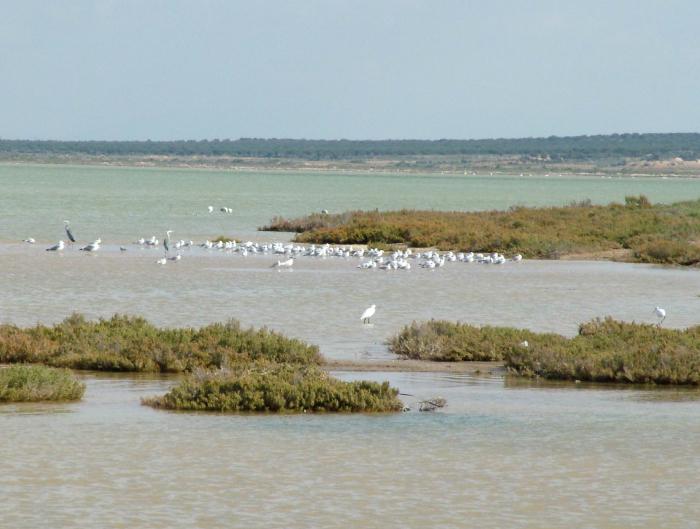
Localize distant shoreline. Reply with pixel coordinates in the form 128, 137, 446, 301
2, 153, 700, 177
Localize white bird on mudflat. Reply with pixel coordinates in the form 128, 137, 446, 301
168, 252, 182, 262
23, 238, 36, 244
80, 239, 101, 252
208, 206, 214, 213
512, 254, 523, 262
360, 304, 376, 324
46, 240, 65, 251
654, 306, 666, 326
156, 257, 167, 265
272, 257, 294, 268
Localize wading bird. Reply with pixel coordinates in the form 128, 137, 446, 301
64, 221, 76, 243
360, 304, 376, 324
654, 306, 666, 326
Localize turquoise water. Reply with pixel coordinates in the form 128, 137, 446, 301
2, 163, 700, 243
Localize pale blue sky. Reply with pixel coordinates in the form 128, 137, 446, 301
1, 0, 698, 140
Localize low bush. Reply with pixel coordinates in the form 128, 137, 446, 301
0, 314, 322, 373
390, 318, 700, 385
261, 197, 700, 264
387, 320, 563, 361
142, 363, 403, 413
0, 365, 85, 402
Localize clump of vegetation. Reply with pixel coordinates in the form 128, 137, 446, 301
142, 363, 403, 413
506, 318, 700, 384
387, 320, 562, 361
392, 318, 700, 384
0, 365, 85, 402
0, 314, 322, 373
261, 197, 700, 265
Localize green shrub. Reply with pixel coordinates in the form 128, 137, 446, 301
0, 365, 85, 402
0, 314, 322, 373
391, 318, 700, 385
387, 320, 563, 361
142, 363, 403, 413
261, 197, 700, 265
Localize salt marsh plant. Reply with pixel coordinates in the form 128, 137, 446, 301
262, 197, 700, 265
389, 318, 700, 385
0, 314, 322, 373
0, 365, 85, 402
142, 363, 403, 413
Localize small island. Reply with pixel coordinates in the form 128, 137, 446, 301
0, 365, 85, 403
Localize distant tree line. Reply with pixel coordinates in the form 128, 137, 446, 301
1, 133, 698, 160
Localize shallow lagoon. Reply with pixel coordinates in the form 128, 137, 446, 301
2, 164, 700, 528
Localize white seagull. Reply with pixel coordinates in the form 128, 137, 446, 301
654, 306, 666, 326
80, 238, 101, 252
23, 238, 36, 244
46, 240, 65, 251
360, 304, 376, 324
207, 206, 214, 213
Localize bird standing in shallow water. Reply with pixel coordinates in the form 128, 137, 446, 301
361, 304, 376, 324
64, 221, 76, 243
654, 306, 666, 326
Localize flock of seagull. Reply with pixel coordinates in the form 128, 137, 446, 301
23, 216, 668, 326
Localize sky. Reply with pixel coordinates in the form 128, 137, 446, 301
1, 0, 698, 140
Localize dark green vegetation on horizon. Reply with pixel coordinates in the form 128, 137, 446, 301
389, 318, 700, 385
0, 365, 85, 402
263, 196, 700, 265
143, 364, 403, 413
2, 133, 699, 160
0, 314, 322, 372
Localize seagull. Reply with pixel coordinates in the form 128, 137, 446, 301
156, 257, 167, 265
64, 221, 76, 243
360, 304, 376, 324
119, 246, 127, 252
22, 238, 36, 244
80, 239, 101, 252
654, 306, 666, 326
208, 206, 214, 213
46, 240, 65, 251
168, 251, 182, 262
272, 257, 294, 268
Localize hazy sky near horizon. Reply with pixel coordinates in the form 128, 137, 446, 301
1, 0, 698, 140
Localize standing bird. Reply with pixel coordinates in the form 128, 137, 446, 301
46, 240, 65, 251
654, 306, 666, 326
64, 221, 76, 243
164, 230, 172, 254
208, 206, 214, 213
360, 304, 376, 324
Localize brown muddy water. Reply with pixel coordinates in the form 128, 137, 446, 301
1, 371, 699, 528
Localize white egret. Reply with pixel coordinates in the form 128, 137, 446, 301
360, 304, 376, 324
654, 306, 666, 326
